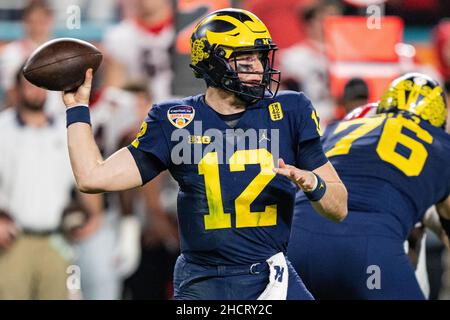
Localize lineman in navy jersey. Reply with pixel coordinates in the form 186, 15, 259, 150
288, 73, 450, 300
62, 8, 347, 300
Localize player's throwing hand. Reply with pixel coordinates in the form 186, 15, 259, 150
62, 68, 93, 108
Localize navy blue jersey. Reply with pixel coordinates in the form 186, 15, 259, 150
296, 112, 450, 239
129, 91, 325, 265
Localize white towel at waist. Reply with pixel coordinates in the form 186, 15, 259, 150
257, 252, 288, 300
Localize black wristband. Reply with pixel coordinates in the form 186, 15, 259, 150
66, 105, 91, 128
304, 173, 327, 202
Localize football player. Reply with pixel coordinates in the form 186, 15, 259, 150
102, 0, 174, 103
339, 100, 448, 299
288, 73, 450, 299
62, 8, 347, 300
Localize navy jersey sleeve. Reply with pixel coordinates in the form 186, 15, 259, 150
297, 94, 322, 143
297, 138, 328, 171
128, 105, 171, 184
295, 94, 326, 170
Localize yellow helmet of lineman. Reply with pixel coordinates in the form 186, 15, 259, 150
378, 73, 447, 128
189, 8, 280, 103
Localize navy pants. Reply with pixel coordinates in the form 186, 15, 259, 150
288, 227, 425, 300
173, 254, 314, 300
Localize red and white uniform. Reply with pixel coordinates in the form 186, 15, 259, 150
103, 18, 175, 103
343, 102, 379, 121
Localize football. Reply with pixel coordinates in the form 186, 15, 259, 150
22, 37, 102, 91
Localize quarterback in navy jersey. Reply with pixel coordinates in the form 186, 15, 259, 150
62, 8, 347, 300
288, 73, 450, 300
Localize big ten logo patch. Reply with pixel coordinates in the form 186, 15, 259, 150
189, 135, 211, 144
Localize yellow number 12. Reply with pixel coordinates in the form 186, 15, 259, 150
198, 149, 277, 230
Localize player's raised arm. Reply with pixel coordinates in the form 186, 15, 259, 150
274, 159, 348, 222
62, 69, 142, 193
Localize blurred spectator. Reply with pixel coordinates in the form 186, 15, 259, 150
279, 0, 342, 126
434, 21, 450, 82
341, 78, 369, 114
103, 0, 175, 104
71, 209, 126, 300
120, 160, 179, 300
113, 85, 179, 299
0, 1, 54, 109
72, 85, 143, 300
0, 68, 101, 299
333, 77, 369, 121
81, 80, 178, 300
244, 0, 314, 50
123, 188, 179, 300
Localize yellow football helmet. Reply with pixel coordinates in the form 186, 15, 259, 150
378, 73, 447, 128
190, 8, 280, 103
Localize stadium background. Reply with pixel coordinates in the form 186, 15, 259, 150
0, 0, 449, 300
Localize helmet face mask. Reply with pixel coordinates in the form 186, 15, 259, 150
377, 73, 448, 129
190, 8, 281, 104
223, 49, 280, 103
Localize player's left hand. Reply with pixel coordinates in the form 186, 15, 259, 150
273, 159, 317, 192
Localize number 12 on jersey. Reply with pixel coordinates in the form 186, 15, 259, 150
198, 149, 277, 230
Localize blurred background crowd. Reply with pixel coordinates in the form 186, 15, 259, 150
0, 0, 449, 300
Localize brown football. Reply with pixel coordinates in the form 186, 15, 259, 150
22, 38, 102, 91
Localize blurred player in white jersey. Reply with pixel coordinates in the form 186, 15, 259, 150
103, 0, 175, 103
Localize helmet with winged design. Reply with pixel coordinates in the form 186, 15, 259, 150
190, 8, 280, 103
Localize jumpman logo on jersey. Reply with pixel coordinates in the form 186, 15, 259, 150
259, 132, 271, 143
